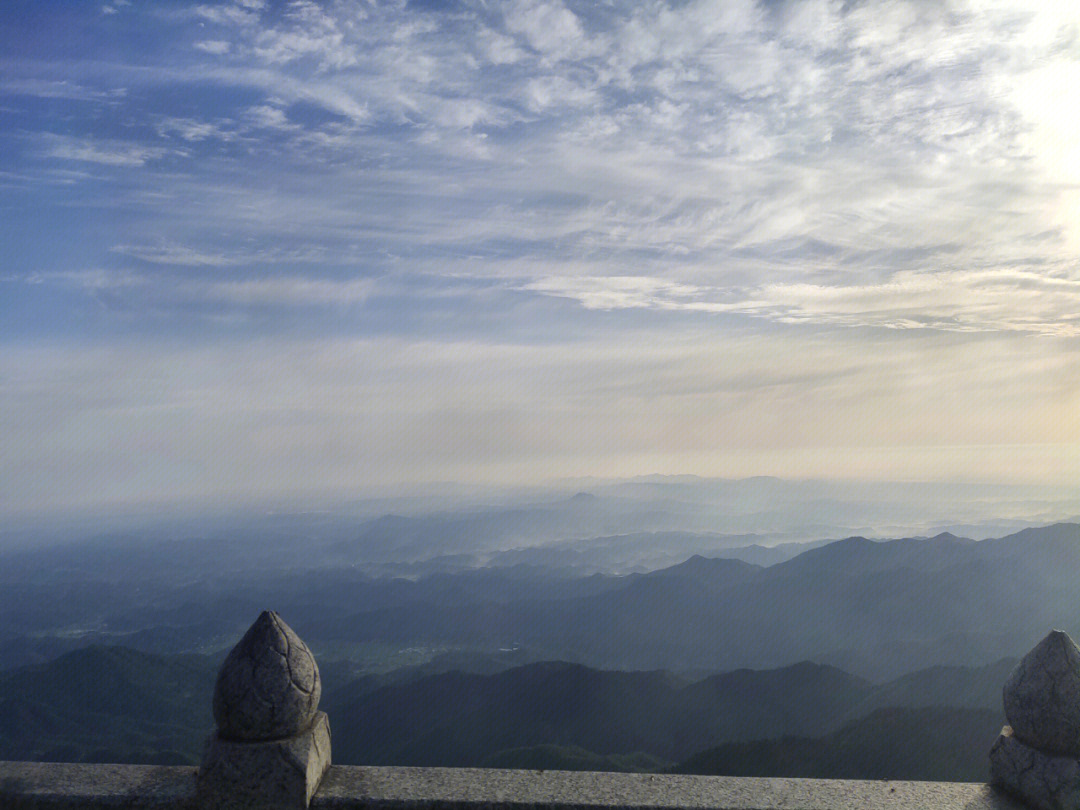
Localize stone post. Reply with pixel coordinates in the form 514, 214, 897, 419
197, 610, 331, 810
990, 629, 1080, 810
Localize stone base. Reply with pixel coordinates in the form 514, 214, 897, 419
198, 711, 331, 810
990, 725, 1080, 810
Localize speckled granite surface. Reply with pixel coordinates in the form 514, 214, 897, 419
0, 762, 1026, 810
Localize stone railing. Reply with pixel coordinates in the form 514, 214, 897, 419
3, 611, 1078, 810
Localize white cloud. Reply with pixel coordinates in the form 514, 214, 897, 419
779, 0, 842, 51
189, 276, 373, 305
193, 3, 262, 28
251, 1, 358, 70
155, 116, 235, 141
0, 79, 125, 102
43, 136, 179, 167
523, 75, 597, 113
18, 269, 144, 290
523, 275, 703, 310
476, 28, 526, 65
740, 270, 1080, 336
194, 40, 231, 55
24, 262, 374, 308
9, 0, 1080, 510
110, 244, 243, 267
503, 0, 593, 64
524, 268, 1080, 337
245, 103, 294, 129
109, 243, 331, 267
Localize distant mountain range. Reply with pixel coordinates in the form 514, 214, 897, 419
482, 531, 830, 573
318, 523, 1080, 678
3, 489, 1075, 781
0, 643, 1014, 782
3, 523, 1078, 681
324, 656, 1015, 768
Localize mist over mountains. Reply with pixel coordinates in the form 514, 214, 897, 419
5, 475, 1077, 561
1, 478, 1079, 681
312, 523, 1080, 679
3, 477, 1079, 781
9, 0, 1080, 791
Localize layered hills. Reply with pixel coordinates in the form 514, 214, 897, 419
671, 706, 1002, 782
3, 524, 1078, 680
2, 518, 1076, 781
0, 643, 1013, 781
318, 523, 1080, 679
0, 646, 214, 764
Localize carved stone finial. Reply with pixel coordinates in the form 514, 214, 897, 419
199, 611, 331, 810
1004, 630, 1080, 756
213, 610, 322, 741
992, 630, 1080, 810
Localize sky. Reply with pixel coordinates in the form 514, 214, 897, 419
1, 0, 1079, 517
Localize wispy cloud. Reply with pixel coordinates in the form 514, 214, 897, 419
525, 268, 1080, 336
13, 266, 373, 309
42, 135, 182, 167
0, 79, 126, 102
153, 116, 237, 142
523, 276, 705, 311
15, 0, 1080, 322
109, 242, 333, 267
4, 0, 1080, 506
191, 276, 372, 305
194, 40, 230, 55
739, 270, 1080, 336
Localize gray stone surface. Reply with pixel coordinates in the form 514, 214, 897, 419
0, 760, 196, 808
314, 766, 1025, 810
213, 610, 322, 741
198, 710, 331, 810
0, 761, 1025, 810
1004, 630, 1080, 756
990, 725, 1080, 810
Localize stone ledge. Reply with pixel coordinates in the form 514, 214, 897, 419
0, 761, 197, 808
0, 762, 1027, 810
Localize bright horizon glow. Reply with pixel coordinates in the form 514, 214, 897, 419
1, 0, 1079, 516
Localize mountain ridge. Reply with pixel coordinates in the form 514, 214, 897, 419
0, 644, 1017, 772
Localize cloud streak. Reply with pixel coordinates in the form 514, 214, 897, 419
526, 268, 1080, 336
2, 329, 1077, 514
2, 0, 1080, 508
42, 136, 182, 167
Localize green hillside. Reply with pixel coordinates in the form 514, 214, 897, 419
0, 646, 216, 764
672, 707, 1002, 782
0, 642, 1010, 781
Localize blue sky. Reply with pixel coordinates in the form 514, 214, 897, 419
2, 0, 1079, 515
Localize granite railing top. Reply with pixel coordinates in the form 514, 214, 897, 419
0, 761, 1026, 810
2, 612, 1076, 810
